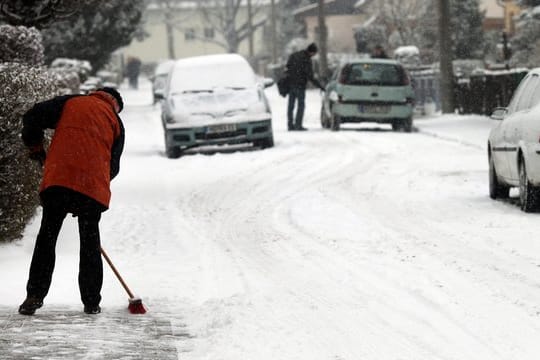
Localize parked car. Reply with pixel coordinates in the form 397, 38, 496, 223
158, 54, 274, 158
151, 60, 174, 104
488, 68, 540, 212
320, 58, 415, 132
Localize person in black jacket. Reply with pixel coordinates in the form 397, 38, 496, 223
371, 45, 389, 59
285, 43, 325, 131
18, 87, 125, 316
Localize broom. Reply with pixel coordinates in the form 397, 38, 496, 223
100, 247, 147, 314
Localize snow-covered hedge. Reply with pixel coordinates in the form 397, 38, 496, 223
0, 25, 60, 243
0, 25, 44, 66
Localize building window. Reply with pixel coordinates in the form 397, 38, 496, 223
185, 28, 195, 41
204, 28, 214, 39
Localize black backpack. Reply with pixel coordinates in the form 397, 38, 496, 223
277, 72, 290, 97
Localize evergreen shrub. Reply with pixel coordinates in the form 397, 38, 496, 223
0, 25, 59, 242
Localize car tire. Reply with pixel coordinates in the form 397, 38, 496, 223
489, 156, 509, 199
331, 114, 341, 131
164, 132, 182, 159
166, 146, 182, 159
402, 117, 413, 133
392, 118, 412, 132
320, 106, 330, 129
255, 136, 274, 149
519, 159, 540, 212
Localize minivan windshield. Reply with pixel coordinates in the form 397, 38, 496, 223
340, 63, 407, 86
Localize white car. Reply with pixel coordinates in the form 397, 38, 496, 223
158, 54, 274, 158
488, 68, 540, 212
151, 59, 174, 103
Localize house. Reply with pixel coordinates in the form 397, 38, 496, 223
293, 0, 370, 53
481, 0, 521, 34
121, 1, 272, 66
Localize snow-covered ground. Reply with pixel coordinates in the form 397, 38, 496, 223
3, 79, 540, 359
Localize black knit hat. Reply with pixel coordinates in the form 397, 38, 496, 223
307, 43, 318, 53
97, 87, 124, 113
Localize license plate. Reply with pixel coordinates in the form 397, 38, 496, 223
359, 105, 390, 114
206, 123, 237, 134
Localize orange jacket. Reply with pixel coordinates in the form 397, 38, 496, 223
22, 91, 124, 207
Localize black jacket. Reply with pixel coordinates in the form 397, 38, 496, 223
285, 50, 323, 90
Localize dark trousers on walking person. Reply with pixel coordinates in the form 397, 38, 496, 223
25, 186, 105, 308
287, 87, 306, 130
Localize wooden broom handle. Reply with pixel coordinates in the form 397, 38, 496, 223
100, 247, 135, 299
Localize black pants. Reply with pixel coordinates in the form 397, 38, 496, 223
26, 187, 106, 307
287, 87, 306, 130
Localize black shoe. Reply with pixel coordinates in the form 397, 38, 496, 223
296, 126, 308, 131
18, 296, 43, 315
84, 305, 101, 314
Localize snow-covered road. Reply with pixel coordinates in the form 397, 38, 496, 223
3, 81, 540, 359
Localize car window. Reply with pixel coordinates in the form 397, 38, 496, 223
529, 75, 540, 109
507, 75, 531, 114
340, 63, 407, 86
516, 75, 539, 111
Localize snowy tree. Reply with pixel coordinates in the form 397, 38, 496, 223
376, 0, 427, 49
518, 0, 540, 6
0, 0, 100, 29
510, 6, 540, 67
196, 0, 269, 53
276, 0, 310, 57
40, 0, 145, 72
417, 0, 485, 62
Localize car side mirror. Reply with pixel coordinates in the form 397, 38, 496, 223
490, 107, 507, 120
263, 78, 275, 88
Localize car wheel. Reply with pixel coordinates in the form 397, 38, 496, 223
164, 133, 182, 158
255, 136, 274, 149
519, 159, 539, 212
320, 106, 329, 129
489, 155, 509, 199
402, 117, 413, 133
331, 114, 341, 131
391, 121, 400, 131
166, 146, 182, 159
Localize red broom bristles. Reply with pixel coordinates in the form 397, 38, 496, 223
101, 247, 147, 315
128, 297, 147, 314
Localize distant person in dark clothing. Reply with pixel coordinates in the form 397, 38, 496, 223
126, 56, 142, 89
285, 42, 325, 131
18, 88, 125, 316
371, 45, 389, 59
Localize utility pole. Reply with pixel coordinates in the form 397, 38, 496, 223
270, 0, 277, 64
164, 9, 175, 59
437, 0, 454, 113
317, 0, 328, 82
247, 0, 254, 58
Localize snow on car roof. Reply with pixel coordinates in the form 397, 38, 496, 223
169, 54, 257, 93
155, 60, 175, 76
